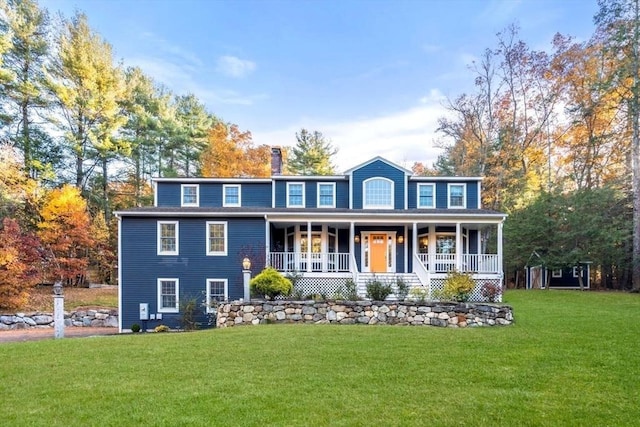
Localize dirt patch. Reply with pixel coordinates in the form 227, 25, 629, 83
0, 327, 119, 344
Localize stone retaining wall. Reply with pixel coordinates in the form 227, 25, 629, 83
0, 309, 118, 330
217, 300, 513, 328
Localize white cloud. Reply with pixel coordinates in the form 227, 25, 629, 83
128, 56, 266, 106
216, 55, 256, 78
252, 91, 453, 173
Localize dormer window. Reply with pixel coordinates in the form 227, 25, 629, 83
418, 183, 435, 208
223, 184, 241, 207
181, 184, 199, 207
448, 183, 466, 208
364, 177, 393, 209
287, 182, 305, 207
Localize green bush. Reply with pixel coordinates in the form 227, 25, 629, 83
443, 270, 476, 302
395, 277, 410, 300
366, 278, 393, 301
250, 267, 293, 299
180, 297, 200, 331
344, 279, 359, 300
130, 323, 141, 333
409, 287, 427, 302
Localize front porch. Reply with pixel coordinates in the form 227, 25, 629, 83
263, 214, 504, 302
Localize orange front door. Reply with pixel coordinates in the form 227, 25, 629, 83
370, 234, 387, 273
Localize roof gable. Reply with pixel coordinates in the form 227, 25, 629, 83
344, 156, 412, 176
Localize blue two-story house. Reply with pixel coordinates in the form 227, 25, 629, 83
115, 150, 507, 331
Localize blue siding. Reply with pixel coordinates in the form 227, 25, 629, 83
336, 181, 349, 208
157, 183, 180, 207
305, 181, 317, 208
274, 181, 286, 208
408, 181, 417, 209
435, 182, 448, 209
200, 183, 222, 207
243, 183, 272, 207
352, 160, 406, 209
120, 216, 265, 330
467, 181, 478, 209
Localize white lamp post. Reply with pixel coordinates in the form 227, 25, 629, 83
242, 257, 251, 301
53, 281, 64, 339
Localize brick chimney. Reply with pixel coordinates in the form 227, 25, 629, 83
271, 147, 282, 175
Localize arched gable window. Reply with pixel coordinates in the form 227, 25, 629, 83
363, 177, 394, 209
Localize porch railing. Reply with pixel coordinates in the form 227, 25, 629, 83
417, 253, 500, 274
268, 252, 350, 273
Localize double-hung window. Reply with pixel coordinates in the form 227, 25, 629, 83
206, 221, 227, 256
287, 182, 305, 207
157, 221, 179, 255
418, 183, 435, 208
157, 278, 179, 313
317, 182, 335, 208
181, 184, 199, 207
206, 279, 228, 312
448, 183, 466, 208
223, 184, 241, 207
363, 177, 393, 209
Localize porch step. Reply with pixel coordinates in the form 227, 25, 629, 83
356, 273, 423, 298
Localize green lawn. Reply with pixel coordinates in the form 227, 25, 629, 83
1, 290, 639, 426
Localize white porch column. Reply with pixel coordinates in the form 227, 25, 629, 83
455, 222, 462, 270
412, 222, 418, 273
307, 221, 312, 272
265, 218, 270, 267
497, 221, 504, 277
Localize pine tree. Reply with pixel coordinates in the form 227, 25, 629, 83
287, 129, 337, 175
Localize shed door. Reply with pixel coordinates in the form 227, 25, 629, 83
370, 234, 387, 273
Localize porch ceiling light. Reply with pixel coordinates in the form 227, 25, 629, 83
354, 234, 360, 243
397, 235, 404, 244
242, 257, 251, 270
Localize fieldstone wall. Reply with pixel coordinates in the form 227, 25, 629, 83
0, 309, 118, 330
216, 300, 513, 328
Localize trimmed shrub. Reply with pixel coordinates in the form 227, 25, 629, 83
443, 270, 475, 302
395, 277, 410, 300
155, 324, 170, 333
130, 323, 141, 333
366, 278, 393, 301
250, 267, 293, 299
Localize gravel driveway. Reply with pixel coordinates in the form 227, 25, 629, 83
0, 327, 119, 343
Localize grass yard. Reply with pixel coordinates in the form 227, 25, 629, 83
1, 290, 639, 426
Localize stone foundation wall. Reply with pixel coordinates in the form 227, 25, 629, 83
216, 300, 513, 328
0, 309, 118, 330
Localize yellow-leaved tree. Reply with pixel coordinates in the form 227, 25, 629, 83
38, 185, 95, 285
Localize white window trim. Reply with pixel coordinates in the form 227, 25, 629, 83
447, 183, 466, 209
157, 221, 179, 255
181, 184, 199, 207
363, 177, 394, 209
552, 269, 562, 278
157, 278, 179, 313
206, 221, 228, 256
417, 183, 436, 208
206, 278, 229, 313
317, 182, 336, 208
286, 182, 305, 208
223, 184, 242, 207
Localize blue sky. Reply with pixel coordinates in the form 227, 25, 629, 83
41, 0, 599, 172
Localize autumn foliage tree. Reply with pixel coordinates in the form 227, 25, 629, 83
38, 185, 95, 284
200, 122, 271, 177
0, 218, 42, 310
